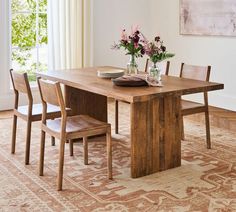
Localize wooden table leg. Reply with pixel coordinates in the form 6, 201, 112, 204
130, 95, 182, 178
64, 85, 107, 122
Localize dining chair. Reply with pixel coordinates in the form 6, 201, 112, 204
10, 69, 67, 165
37, 78, 112, 191
114, 59, 170, 134
180, 63, 211, 149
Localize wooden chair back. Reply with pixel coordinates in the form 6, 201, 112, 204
37, 78, 66, 120
145, 59, 170, 75
9, 69, 33, 109
179, 63, 212, 148
9, 69, 31, 94
180, 63, 211, 105
180, 63, 211, 81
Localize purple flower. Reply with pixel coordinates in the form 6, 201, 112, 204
143, 36, 174, 63
112, 26, 145, 57
141, 48, 145, 55
131, 25, 139, 35
161, 45, 166, 52
155, 36, 160, 42
133, 35, 140, 43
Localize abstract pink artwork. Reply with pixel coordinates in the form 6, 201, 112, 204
180, 0, 236, 36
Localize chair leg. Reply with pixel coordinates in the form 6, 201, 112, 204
39, 130, 46, 176
51, 136, 55, 146
69, 139, 73, 156
181, 116, 185, 140
205, 110, 211, 149
107, 127, 112, 180
11, 115, 17, 154
25, 120, 32, 165
57, 138, 65, 191
83, 137, 88, 165
115, 100, 119, 134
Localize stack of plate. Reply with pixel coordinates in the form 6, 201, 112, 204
97, 69, 125, 78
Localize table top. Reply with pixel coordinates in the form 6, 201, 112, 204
37, 66, 224, 103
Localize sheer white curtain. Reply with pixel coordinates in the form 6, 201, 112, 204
47, 0, 91, 70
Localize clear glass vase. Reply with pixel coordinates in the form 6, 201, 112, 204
127, 55, 138, 75
149, 62, 161, 82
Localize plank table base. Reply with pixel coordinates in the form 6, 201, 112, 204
130, 95, 181, 178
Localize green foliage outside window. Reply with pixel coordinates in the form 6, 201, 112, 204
11, 0, 47, 81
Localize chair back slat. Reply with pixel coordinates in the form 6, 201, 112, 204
38, 79, 60, 106
10, 70, 32, 94
37, 78, 66, 115
180, 63, 211, 81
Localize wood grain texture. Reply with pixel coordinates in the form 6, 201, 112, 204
115, 60, 171, 134
64, 85, 107, 122
130, 95, 181, 178
1, 105, 235, 132
37, 79, 112, 190
37, 66, 224, 178
9, 70, 63, 165
36, 67, 224, 103
180, 63, 211, 149
186, 106, 236, 131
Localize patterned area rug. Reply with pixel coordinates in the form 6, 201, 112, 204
0, 102, 236, 211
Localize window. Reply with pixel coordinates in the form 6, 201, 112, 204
11, 0, 47, 81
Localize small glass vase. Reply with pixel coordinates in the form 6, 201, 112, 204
127, 55, 138, 75
149, 62, 161, 82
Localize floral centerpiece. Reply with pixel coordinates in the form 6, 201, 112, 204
144, 36, 174, 81
112, 26, 145, 74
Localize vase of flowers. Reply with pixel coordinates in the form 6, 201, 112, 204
149, 63, 162, 82
127, 54, 138, 75
144, 36, 174, 81
112, 26, 145, 75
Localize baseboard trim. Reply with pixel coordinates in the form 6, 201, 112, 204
182, 92, 236, 112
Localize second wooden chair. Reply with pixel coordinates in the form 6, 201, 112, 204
180, 63, 211, 149
37, 78, 112, 191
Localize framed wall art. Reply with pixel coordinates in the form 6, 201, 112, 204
180, 0, 236, 36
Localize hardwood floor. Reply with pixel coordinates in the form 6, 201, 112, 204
1, 104, 236, 132
184, 106, 236, 132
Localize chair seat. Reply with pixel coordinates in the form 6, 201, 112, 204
44, 115, 110, 138
37, 78, 112, 191
15, 103, 70, 121
181, 100, 206, 115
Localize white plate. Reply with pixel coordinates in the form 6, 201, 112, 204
97, 69, 125, 78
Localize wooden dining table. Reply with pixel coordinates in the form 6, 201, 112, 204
37, 66, 224, 178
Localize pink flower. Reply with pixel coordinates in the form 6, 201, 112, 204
112, 26, 147, 58
131, 24, 139, 35
121, 29, 128, 41
156, 40, 162, 49
134, 42, 139, 49
140, 33, 149, 44
143, 36, 175, 63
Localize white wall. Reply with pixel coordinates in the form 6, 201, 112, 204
92, 0, 152, 70
149, 0, 236, 111
93, 0, 236, 111
0, 0, 14, 110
